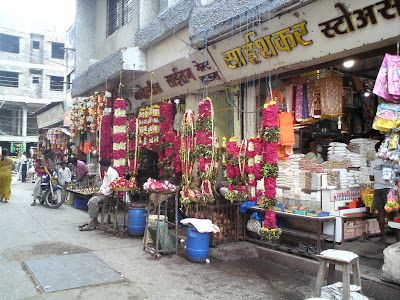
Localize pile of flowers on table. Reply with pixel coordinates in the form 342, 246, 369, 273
109, 177, 136, 190
143, 177, 177, 192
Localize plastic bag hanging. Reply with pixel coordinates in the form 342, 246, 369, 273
373, 53, 400, 102
384, 188, 400, 213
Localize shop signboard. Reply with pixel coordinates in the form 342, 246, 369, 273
37, 103, 64, 128
129, 49, 226, 102
208, 0, 400, 82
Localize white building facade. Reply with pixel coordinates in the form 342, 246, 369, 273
71, 0, 400, 139
0, 20, 66, 152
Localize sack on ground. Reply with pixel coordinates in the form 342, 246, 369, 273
380, 241, 400, 285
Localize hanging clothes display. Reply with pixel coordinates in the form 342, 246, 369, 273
320, 76, 343, 118
278, 112, 295, 161
295, 85, 304, 122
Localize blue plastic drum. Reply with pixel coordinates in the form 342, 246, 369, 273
128, 207, 146, 236
186, 226, 210, 262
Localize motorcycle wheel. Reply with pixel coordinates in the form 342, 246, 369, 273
45, 189, 64, 209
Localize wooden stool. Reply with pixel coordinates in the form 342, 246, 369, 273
100, 195, 119, 235
314, 249, 362, 300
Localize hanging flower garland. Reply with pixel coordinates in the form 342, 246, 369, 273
195, 98, 219, 204
149, 104, 160, 149
159, 101, 174, 134
160, 131, 176, 177
174, 135, 182, 178
180, 110, 196, 205
113, 98, 127, 177
225, 137, 241, 201
127, 117, 140, 191
138, 107, 150, 147
259, 101, 282, 241
99, 114, 113, 160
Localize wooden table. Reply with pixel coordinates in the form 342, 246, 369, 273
245, 207, 336, 255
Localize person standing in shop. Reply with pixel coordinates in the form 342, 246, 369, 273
20, 152, 28, 182
304, 138, 324, 163
370, 141, 392, 243
69, 157, 89, 183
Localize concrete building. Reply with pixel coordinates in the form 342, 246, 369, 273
71, 0, 400, 139
0, 17, 66, 153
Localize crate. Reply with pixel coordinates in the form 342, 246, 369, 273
186, 203, 241, 246
74, 198, 88, 210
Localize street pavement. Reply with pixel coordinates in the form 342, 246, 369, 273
0, 177, 320, 300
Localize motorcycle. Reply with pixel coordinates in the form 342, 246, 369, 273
38, 171, 64, 209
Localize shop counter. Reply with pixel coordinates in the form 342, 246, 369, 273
244, 207, 336, 255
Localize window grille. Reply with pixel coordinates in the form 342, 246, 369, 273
0, 70, 19, 87
0, 33, 20, 53
51, 42, 64, 59
107, 0, 133, 36
50, 76, 64, 91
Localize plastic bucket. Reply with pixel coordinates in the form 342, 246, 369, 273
186, 227, 210, 262
128, 207, 146, 236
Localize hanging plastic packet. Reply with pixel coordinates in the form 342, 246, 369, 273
373, 103, 398, 132
388, 132, 399, 150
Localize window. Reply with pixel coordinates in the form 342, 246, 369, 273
0, 71, 19, 87
66, 73, 72, 91
107, 0, 133, 36
50, 76, 63, 91
32, 77, 39, 84
0, 33, 20, 53
51, 42, 64, 59
32, 41, 40, 49
29, 68, 43, 75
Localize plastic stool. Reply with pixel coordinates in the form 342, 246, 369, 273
314, 249, 362, 300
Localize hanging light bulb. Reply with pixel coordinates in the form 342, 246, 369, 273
343, 60, 355, 68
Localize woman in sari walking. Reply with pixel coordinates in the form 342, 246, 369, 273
0, 148, 15, 203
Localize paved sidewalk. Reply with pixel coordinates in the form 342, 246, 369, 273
1, 177, 317, 300
1, 177, 396, 299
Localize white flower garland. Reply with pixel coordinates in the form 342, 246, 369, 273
112, 142, 127, 151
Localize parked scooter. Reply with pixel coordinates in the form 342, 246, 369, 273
37, 171, 64, 209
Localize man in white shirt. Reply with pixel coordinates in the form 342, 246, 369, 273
79, 157, 119, 231
369, 141, 392, 243
304, 139, 324, 163
58, 161, 72, 186
21, 152, 28, 182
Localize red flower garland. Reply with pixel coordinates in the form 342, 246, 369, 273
100, 114, 113, 160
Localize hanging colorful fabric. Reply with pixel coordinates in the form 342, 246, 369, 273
320, 76, 343, 118
302, 84, 309, 120
294, 85, 303, 122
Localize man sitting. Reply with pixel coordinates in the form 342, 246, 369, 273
79, 157, 119, 231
